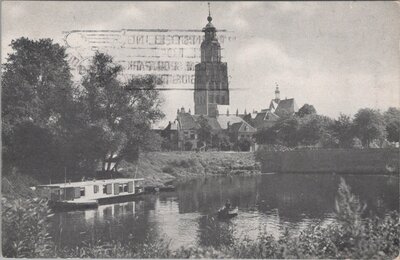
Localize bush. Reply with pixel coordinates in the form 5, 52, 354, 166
238, 139, 251, 151
184, 141, 193, 151
2, 197, 54, 258
169, 158, 197, 168
161, 166, 174, 174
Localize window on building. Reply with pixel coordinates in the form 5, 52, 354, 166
123, 184, 128, 192
216, 95, 220, 103
103, 185, 107, 194
119, 184, 123, 193
94, 185, 99, 193
80, 187, 85, 197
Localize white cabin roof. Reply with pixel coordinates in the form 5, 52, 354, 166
37, 178, 144, 188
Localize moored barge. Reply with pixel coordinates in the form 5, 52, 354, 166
36, 178, 144, 211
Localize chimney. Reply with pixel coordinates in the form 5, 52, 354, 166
236, 109, 239, 116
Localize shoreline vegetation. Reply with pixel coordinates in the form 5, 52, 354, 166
121, 151, 260, 187
2, 177, 398, 258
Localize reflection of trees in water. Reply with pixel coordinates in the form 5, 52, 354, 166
340, 175, 399, 216
176, 174, 398, 222
177, 176, 259, 214
197, 215, 234, 249
51, 199, 158, 248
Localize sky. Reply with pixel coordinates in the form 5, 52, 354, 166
2, 1, 399, 127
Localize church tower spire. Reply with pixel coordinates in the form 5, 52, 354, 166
201, 3, 220, 63
194, 4, 230, 117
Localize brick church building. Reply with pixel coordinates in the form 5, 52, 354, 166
162, 9, 297, 151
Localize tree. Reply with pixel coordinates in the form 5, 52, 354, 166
254, 127, 278, 145
332, 114, 355, 148
184, 141, 193, 151
219, 135, 232, 151
80, 52, 164, 171
274, 115, 300, 147
353, 108, 386, 147
238, 138, 251, 151
383, 107, 400, 143
254, 115, 299, 147
297, 114, 334, 146
2, 38, 76, 177
297, 104, 317, 118
197, 116, 211, 147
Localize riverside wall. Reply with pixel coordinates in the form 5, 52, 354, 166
258, 148, 399, 174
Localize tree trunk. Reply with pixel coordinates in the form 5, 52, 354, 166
102, 159, 106, 172
106, 152, 114, 171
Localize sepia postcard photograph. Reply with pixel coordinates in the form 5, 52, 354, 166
1, 1, 399, 259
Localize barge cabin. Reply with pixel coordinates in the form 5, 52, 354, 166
36, 178, 144, 210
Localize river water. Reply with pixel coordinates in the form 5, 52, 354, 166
50, 173, 399, 250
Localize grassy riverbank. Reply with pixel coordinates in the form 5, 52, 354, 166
119, 151, 260, 187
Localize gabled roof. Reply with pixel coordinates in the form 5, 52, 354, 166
177, 113, 200, 130
192, 115, 222, 131
239, 121, 256, 133
253, 110, 280, 129
230, 121, 256, 134
206, 117, 222, 131
269, 100, 279, 112
229, 122, 243, 133
216, 115, 244, 130
275, 98, 298, 117
176, 114, 246, 131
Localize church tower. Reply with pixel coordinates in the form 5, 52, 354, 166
194, 5, 229, 117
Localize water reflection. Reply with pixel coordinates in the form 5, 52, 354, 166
50, 173, 399, 249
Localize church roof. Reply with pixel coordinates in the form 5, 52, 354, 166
275, 98, 298, 117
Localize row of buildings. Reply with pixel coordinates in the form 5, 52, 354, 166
160, 11, 298, 151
